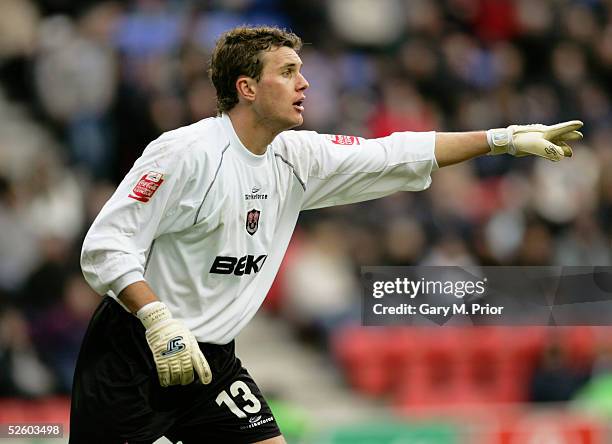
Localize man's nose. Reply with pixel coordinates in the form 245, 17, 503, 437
297, 73, 309, 90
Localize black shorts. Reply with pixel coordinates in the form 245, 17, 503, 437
70, 296, 281, 444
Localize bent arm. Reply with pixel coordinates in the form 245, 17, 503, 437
434, 131, 489, 168
118, 281, 159, 313
80, 135, 199, 300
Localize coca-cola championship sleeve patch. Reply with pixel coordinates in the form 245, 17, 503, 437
128, 171, 165, 203
324, 134, 361, 146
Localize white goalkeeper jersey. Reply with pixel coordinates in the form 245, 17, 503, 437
81, 113, 437, 343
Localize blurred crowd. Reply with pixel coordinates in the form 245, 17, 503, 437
0, 0, 611, 402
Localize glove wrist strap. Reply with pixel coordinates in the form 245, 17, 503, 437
137, 301, 172, 329
486, 128, 512, 155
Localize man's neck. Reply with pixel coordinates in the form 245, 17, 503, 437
226, 108, 280, 155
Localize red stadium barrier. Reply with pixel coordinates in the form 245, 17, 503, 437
0, 396, 70, 426
332, 326, 605, 407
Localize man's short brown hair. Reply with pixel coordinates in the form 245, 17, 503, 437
209, 26, 302, 114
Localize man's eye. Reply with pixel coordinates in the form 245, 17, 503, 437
283, 70, 292, 77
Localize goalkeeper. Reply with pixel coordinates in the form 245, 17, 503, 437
70, 25, 582, 444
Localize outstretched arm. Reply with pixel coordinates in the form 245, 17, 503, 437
435, 131, 489, 168
434, 120, 584, 168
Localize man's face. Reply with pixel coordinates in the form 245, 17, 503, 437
251, 46, 309, 131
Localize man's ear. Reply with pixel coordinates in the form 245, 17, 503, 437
236, 76, 257, 103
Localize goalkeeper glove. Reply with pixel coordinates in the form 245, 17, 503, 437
487, 120, 583, 161
137, 301, 212, 387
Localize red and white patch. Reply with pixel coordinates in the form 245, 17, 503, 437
128, 171, 164, 203
325, 134, 361, 146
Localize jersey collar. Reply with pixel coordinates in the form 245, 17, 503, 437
220, 113, 268, 167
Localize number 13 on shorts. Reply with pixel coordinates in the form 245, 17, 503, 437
215, 380, 262, 418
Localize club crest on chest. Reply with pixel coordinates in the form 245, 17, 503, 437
246, 209, 261, 235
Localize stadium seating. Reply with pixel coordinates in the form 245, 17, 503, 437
332, 326, 600, 408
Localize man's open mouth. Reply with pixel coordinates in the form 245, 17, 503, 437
293, 99, 305, 111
